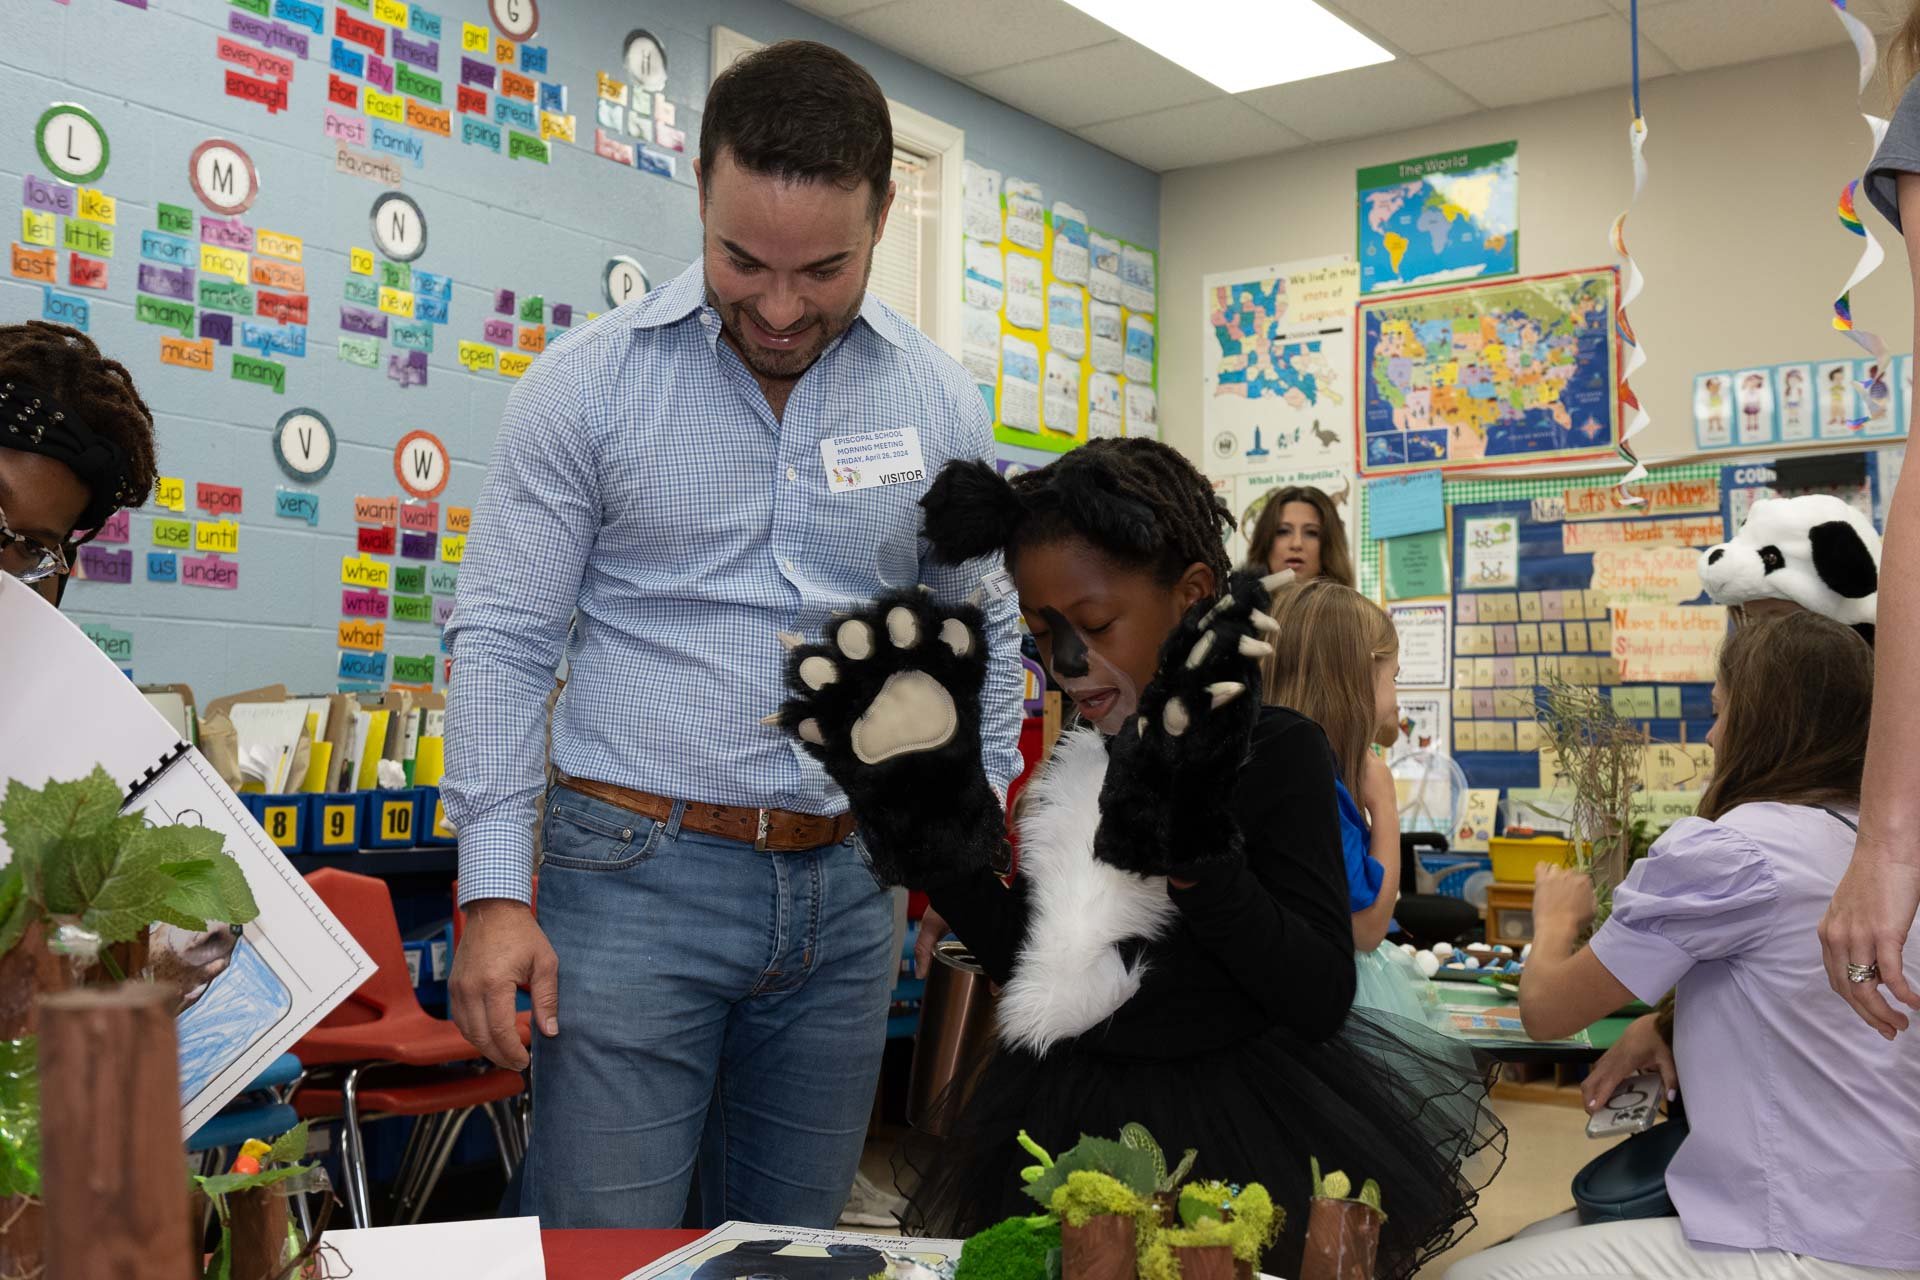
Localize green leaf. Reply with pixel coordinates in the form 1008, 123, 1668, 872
202, 1225, 232, 1280
1358, 1179, 1383, 1213
194, 1162, 314, 1197
136, 821, 227, 868
1310, 1156, 1323, 1198
0, 864, 27, 958
1120, 1122, 1167, 1183
1024, 1136, 1159, 1207
154, 853, 258, 931
2, 769, 124, 908
1166, 1148, 1198, 1189
267, 1121, 310, 1166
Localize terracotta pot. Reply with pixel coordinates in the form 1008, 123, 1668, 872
1299, 1198, 1384, 1280
1061, 1214, 1137, 1280
1172, 1244, 1235, 1280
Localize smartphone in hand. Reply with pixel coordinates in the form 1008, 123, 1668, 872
1586, 1071, 1664, 1139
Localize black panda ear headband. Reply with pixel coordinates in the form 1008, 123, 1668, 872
921, 457, 1161, 568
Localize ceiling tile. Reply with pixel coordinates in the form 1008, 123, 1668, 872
1077, 98, 1310, 172
1638, 0, 1847, 72
1322, 0, 1613, 56
838, 0, 1116, 78
1422, 15, 1678, 109
1240, 59, 1482, 143
784, 0, 897, 18
967, 40, 1220, 129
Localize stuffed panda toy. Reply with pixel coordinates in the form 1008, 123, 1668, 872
1698, 493, 1880, 641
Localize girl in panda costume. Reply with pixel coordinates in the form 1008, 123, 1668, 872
774, 439, 1503, 1280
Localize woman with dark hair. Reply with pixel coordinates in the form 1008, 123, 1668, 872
1240, 484, 1355, 586
0, 322, 157, 605
1461, 614, 1920, 1280
777, 438, 1502, 1280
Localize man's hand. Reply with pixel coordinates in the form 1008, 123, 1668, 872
1818, 843, 1920, 1039
914, 908, 950, 979
450, 898, 559, 1070
1580, 1013, 1676, 1115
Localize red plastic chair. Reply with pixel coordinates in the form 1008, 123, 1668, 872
292, 867, 525, 1229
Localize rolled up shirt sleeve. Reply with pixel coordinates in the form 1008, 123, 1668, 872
443, 351, 601, 906
1589, 816, 1780, 1004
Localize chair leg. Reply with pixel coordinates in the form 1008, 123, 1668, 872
340, 1067, 373, 1230
403, 1108, 474, 1225
481, 1100, 517, 1183
390, 1111, 449, 1224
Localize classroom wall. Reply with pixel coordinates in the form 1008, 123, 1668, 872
1159, 43, 1913, 473
6, 0, 1158, 695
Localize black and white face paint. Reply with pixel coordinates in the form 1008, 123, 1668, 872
1037, 606, 1140, 735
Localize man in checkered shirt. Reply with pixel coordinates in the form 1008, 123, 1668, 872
444, 41, 1023, 1229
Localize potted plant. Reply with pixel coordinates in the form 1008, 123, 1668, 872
1120, 1123, 1197, 1228
1138, 1182, 1279, 1280
0, 768, 261, 1279
1019, 1132, 1160, 1280
1533, 677, 1649, 923
1300, 1160, 1384, 1280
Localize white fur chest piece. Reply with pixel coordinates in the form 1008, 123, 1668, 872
996, 728, 1178, 1055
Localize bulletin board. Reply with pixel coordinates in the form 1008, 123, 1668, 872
966, 165, 1159, 455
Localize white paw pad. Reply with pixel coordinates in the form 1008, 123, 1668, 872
1163, 698, 1192, 737
887, 606, 921, 649
939, 617, 973, 657
799, 656, 839, 690
1185, 631, 1217, 670
836, 619, 875, 660
851, 670, 958, 764
798, 718, 825, 746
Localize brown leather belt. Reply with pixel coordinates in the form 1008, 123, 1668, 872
557, 775, 856, 852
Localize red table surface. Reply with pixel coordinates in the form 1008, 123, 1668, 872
542, 1228, 704, 1280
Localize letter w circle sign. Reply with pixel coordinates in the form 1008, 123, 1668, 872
394, 429, 451, 499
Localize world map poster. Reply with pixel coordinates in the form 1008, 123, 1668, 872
1357, 267, 1620, 475
1358, 141, 1518, 295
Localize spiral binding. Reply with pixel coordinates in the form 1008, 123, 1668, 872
122, 740, 192, 806
1830, 0, 1893, 431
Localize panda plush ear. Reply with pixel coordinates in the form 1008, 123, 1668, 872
1809, 520, 1878, 600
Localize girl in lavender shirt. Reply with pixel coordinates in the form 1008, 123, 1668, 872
1451, 613, 1920, 1280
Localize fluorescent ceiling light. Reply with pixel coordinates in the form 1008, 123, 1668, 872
1060, 0, 1393, 94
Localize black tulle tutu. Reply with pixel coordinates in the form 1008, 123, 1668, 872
897, 1009, 1506, 1280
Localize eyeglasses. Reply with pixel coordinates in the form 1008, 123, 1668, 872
0, 504, 69, 584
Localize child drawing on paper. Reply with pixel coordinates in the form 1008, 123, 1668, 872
175, 935, 293, 1103
1702, 375, 1728, 439
1782, 367, 1808, 433
1828, 366, 1851, 428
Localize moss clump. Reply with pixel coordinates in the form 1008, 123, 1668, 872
1138, 1182, 1282, 1280
955, 1215, 1062, 1280
1050, 1170, 1149, 1228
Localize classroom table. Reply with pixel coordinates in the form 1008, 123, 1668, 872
1435, 977, 1639, 1063
542, 1228, 704, 1280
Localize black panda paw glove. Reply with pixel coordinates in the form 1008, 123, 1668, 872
1092, 570, 1292, 878
776, 589, 1009, 889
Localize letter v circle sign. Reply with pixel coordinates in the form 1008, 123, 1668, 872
394, 429, 451, 499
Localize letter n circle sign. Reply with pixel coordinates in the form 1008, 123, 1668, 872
394, 429, 451, 500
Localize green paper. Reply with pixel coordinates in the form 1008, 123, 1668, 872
518, 294, 545, 324
428, 564, 459, 595
392, 655, 436, 683
344, 277, 379, 305
136, 295, 195, 337
157, 203, 193, 234
1383, 528, 1448, 600
393, 594, 433, 623
1610, 686, 1657, 719
395, 566, 426, 594
80, 623, 133, 663
1656, 686, 1683, 719
61, 218, 113, 256
198, 279, 254, 314
396, 66, 443, 105
508, 131, 550, 164
230, 0, 268, 14
231, 352, 287, 395
380, 260, 411, 290
338, 336, 380, 368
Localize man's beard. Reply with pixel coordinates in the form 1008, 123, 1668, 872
707, 269, 869, 383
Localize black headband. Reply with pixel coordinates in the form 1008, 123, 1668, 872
0, 380, 140, 537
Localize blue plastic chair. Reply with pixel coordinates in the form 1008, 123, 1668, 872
185, 1052, 305, 1154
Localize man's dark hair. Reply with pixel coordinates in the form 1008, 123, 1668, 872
701, 40, 893, 218
921, 440, 1235, 589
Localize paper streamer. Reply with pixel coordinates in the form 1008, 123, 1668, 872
1610, 0, 1651, 504
1830, 0, 1892, 430
1611, 116, 1650, 502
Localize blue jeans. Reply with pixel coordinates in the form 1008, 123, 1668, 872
523, 786, 894, 1228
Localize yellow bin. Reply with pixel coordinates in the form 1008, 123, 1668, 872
1490, 834, 1577, 883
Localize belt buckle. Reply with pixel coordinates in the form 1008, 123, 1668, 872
754, 809, 771, 853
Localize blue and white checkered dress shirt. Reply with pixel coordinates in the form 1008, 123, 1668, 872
445, 262, 1025, 904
